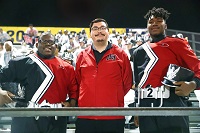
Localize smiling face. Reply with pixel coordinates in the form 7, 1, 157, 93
38, 33, 56, 57
147, 15, 167, 37
90, 21, 109, 45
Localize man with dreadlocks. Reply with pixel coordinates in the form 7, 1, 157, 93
132, 7, 200, 133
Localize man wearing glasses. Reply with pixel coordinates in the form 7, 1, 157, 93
0, 32, 78, 133
75, 18, 133, 133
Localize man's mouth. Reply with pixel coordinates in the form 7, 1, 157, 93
151, 27, 159, 31
44, 47, 52, 52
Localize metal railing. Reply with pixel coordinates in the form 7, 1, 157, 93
0, 107, 200, 117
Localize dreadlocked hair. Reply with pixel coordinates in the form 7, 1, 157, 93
144, 7, 170, 21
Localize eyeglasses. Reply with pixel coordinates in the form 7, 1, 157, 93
39, 40, 55, 45
91, 26, 107, 31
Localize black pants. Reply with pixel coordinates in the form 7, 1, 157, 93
75, 118, 125, 133
11, 117, 67, 133
138, 88, 190, 133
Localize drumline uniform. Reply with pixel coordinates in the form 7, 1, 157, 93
0, 53, 78, 133
133, 36, 200, 133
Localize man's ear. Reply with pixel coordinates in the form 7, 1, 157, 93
165, 24, 167, 29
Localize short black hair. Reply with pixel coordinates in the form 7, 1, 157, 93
89, 18, 109, 32
144, 7, 170, 21
39, 32, 55, 42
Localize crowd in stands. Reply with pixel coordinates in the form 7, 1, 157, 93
45, 27, 150, 67
0, 25, 189, 68
0, 24, 191, 71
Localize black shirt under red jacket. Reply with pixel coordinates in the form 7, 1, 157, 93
0, 53, 78, 105
133, 36, 200, 89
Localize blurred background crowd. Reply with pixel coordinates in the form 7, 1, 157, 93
0, 24, 188, 68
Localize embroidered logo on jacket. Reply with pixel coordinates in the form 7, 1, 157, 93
160, 43, 169, 47
106, 54, 116, 61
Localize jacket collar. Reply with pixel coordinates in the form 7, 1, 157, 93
86, 41, 113, 54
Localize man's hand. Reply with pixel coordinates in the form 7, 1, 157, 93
173, 81, 196, 96
69, 99, 76, 107
0, 89, 13, 106
61, 99, 77, 107
61, 102, 70, 107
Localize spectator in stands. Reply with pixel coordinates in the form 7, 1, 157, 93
116, 35, 123, 48
79, 28, 88, 42
109, 28, 118, 45
173, 33, 189, 42
62, 55, 73, 65
25, 24, 38, 37
111, 28, 117, 36
0, 32, 78, 133
0, 40, 20, 68
47, 29, 51, 33
0, 28, 11, 43
0, 40, 20, 107
54, 43, 62, 58
0, 42, 18, 104
62, 52, 74, 67
129, 37, 143, 62
75, 18, 133, 133
133, 7, 200, 133
124, 39, 134, 60
60, 35, 79, 54
60, 29, 69, 46
0, 42, 4, 57
55, 30, 63, 44
25, 24, 38, 48
73, 38, 85, 64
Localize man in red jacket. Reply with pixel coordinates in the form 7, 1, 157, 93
75, 18, 133, 133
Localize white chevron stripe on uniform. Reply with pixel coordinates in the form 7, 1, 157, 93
29, 54, 54, 103
138, 42, 158, 88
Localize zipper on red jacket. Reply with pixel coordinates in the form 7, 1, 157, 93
95, 63, 98, 105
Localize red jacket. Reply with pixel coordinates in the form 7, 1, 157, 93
38, 55, 78, 104
76, 44, 133, 120
0, 54, 78, 105
133, 36, 200, 89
